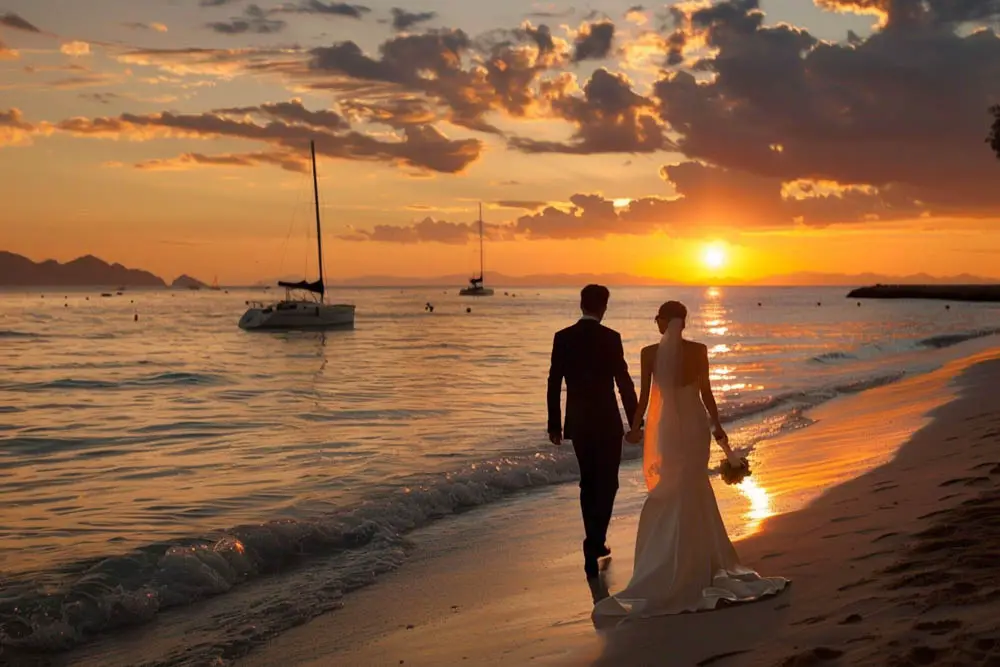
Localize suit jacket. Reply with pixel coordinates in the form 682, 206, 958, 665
547, 318, 639, 442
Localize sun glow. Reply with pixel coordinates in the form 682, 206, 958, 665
702, 243, 728, 271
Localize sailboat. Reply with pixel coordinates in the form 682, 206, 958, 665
459, 203, 495, 297
238, 140, 356, 331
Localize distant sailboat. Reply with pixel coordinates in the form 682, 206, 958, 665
459, 203, 494, 297
210, 275, 222, 291
239, 140, 356, 330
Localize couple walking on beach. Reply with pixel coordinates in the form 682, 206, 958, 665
547, 285, 788, 617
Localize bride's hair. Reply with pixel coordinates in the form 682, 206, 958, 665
656, 300, 687, 322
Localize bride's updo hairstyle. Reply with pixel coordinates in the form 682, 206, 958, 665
656, 301, 687, 333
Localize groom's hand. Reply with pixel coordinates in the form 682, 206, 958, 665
548, 431, 562, 446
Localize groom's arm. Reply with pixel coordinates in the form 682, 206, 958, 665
613, 333, 640, 429
547, 332, 565, 441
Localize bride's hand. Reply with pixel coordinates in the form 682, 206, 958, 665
726, 451, 745, 468
713, 424, 728, 446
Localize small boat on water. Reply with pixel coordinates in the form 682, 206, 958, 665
459, 203, 494, 297
239, 140, 355, 331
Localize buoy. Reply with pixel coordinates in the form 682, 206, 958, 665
466, 307, 472, 313
134, 313, 139, 322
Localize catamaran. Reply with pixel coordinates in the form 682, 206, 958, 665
239, 141, 356, 330
459, 203, 494, 297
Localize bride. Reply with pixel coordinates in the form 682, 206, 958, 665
593, 300, 788, 618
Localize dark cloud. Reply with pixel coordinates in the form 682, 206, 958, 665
309, 30, 506, 131
216, 98, 347, 130
654, 0, 1000, 216
495, 200, 548, 210
349, 217, 477, 244
391, 8, 436, 31
281, 0, 371, 18
527, 8, 574, 19
80, 92, 123, 105
340, 97, 436, 127
1, 12, 41, 32
133, 151, 307, 173
513, 162, 921, 239
55, 104, 481, 174
989, 105, 1000, 159
509, 68, 668, 154
200, 0, 245, 6
572, 21, 615, 62
207, 4, 286, 34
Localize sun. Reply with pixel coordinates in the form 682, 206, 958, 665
702, 243, 728, 271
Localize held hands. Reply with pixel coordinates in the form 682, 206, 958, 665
624, 428, 643, 444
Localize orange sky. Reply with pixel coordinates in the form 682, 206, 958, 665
1, 0, 999, 284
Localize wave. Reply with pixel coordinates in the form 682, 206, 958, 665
917, 328, 1000, 349
0, 444, 642, 656
0, 329, 43, 339
811, 351, 857, 363
3, 372, 225, 393
718, 372, 903, 424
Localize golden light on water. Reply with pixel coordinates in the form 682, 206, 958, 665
736, 477, 774, 533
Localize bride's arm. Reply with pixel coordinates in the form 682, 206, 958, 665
628, 346, 654, 433
698, 346, 737, 460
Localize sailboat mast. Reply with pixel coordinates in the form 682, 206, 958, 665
478, 202, 484, 280
311, 140, 325, 303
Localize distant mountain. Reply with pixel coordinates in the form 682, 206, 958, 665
0, 251, 166, 287
171, 274, 209, 290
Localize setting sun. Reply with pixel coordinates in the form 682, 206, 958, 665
702, 243, 728, 271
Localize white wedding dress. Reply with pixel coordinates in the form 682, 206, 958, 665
593, 319, 788, 618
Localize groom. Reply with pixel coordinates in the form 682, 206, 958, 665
548, 284, 638, 579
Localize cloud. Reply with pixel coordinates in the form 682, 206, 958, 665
624, 5, 648, 25
200, 0, 245, 6
653, 0, 1000, 217
121, 22, 169, 32
348, 216, 480, 244
216, 98, 347, 130
495, 200, 548, 210
391, 8, 437, 31
133, 151, 308, 173
54, 102, 482, 173
60, 41, 92, 57
990, 105, 1000, 160
281, 1, 371, 18
0, 40, 18, 60
572, 20, 615, 62
0, 12, 41, 33
208, 4, 287, 34
79, 92, 123, 105
117, 46, 300, 78
0, 108, 51, 146
815, 0, 1000, 27
509, 68, 668, 154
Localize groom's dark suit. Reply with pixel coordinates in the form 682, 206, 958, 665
548, 317, 638, 576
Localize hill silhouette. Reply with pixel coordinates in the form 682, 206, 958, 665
0, 251, 165, 287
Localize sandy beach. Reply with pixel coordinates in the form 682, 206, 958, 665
234, 344, 1000, 667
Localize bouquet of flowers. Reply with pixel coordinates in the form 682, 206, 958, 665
719, 456, 751, 485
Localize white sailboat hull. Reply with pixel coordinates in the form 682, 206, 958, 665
239, 301, 355, 331
459, 287, 495, 296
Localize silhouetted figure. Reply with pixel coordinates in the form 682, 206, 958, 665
548, 285, 638, 579
134, 312, 139, 322
425, 302, 434, 312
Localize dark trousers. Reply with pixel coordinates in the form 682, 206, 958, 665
572, 436, 622, 574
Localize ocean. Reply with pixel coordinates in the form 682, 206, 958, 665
1, 285, 998, 664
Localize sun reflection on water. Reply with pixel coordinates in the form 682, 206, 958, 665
735, 477, 774, 534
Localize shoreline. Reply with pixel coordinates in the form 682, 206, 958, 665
228, 346, 1000, 666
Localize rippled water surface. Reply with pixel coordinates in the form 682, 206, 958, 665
1, 285, 999, 657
